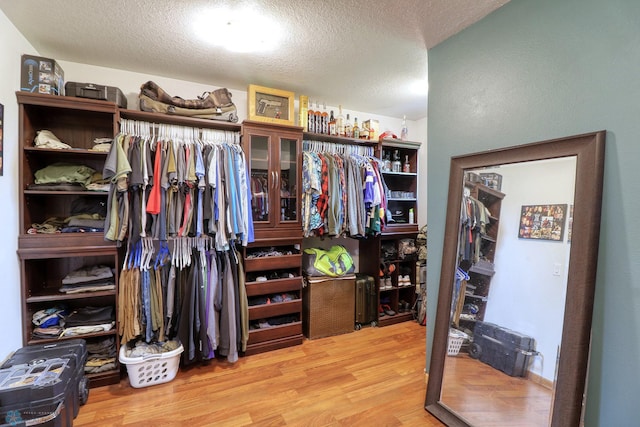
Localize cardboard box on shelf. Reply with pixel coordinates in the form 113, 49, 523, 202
20, 54, 64, 95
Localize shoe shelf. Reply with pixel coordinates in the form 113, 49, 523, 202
358, 232, 419, 327
242, 240, 304, 355
379, 232, 419, 327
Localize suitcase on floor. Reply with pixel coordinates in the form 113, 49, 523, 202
0, 339, 89, 426
65, 82, 127, 108
355, 274, 378, 329
469, 321, 536, 377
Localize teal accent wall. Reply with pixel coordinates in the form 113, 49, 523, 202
426, 0, 640, 424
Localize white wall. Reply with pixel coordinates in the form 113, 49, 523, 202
0, 11, 39, 360
414, 116, 428, 227
481, 157, 576, 381
58, 61, 414, 141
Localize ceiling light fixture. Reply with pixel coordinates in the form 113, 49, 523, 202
193, 5, 283, 54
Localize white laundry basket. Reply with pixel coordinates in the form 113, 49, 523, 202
119, 343, 183, 388
447, 329, 468, 356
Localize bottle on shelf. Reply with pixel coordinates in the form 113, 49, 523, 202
345, 113, 352, 138
328, 110, 336, 136
308, 101, 316, 134
403, 154, 411, 173
321, 102, 329, 134
401, 115, 409, 141
383, 151, 392, 172
409, 208, 415, 224
337, 105, 345, 136
353, 117, 360, 139
392, 150, 402, 172
314, 102, 322, 134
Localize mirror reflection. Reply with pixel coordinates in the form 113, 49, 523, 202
441, 157, 577, 426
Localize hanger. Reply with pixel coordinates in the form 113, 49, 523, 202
154, 241, 170, 269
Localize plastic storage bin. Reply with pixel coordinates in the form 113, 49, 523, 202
119, 343, 183, 388
0, 339, 89, 427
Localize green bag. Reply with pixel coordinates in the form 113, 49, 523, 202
303, 245, 355, 277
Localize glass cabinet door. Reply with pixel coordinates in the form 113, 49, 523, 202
249, 135, 270, 223
244, 123, 302, 234
279, 137, 298, 223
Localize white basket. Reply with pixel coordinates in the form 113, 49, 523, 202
119, 343, 183, 388
447, 329, 468, 356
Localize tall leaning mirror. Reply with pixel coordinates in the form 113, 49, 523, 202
425, 131, 605, 427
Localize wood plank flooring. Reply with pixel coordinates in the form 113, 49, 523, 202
75, 321, 442, 426
440, 354, 553, 426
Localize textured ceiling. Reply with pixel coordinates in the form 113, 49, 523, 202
0, 0, 508, 120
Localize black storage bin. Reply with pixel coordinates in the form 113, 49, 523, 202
0, 340, 89, 426
64, 82, 127, 108
469, 321, 535, 377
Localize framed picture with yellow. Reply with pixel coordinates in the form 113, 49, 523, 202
248, 84, 295, 126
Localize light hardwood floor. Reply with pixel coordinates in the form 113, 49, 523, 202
441, 354, 553, 426
75, 321, 442, 426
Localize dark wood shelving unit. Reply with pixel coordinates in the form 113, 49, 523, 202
16, 92, 121, 387
454, 181, 505, 338
239, 121, 305, 354
242, 239, 304, 355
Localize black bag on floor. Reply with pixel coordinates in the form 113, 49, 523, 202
469, 321, 536, 377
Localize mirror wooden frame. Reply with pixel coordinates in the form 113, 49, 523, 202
425, 131, 605, 427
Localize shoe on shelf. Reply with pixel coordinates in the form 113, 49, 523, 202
398, 300, 407, 313
382, 304, 396, 316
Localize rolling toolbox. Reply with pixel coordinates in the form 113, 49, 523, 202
64, 82, 127, 108
355, 274, 378, 329
0, 339, 89, 426
469, 321, 536, 377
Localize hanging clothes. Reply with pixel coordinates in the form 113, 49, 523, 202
301, 140, 387, 238
116, 236, 247, 365
105, 120, 253, 250
110, 120, 251, 366
458, 194, 491, 265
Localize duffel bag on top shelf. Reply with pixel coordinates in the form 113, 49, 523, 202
138, 80, 238, 122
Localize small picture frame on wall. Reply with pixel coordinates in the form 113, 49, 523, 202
518, 203, 568, 241
248, 84, 295, 126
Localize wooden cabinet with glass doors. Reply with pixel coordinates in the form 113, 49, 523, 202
240, 121, 304, 353
242, 120, 303, 241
